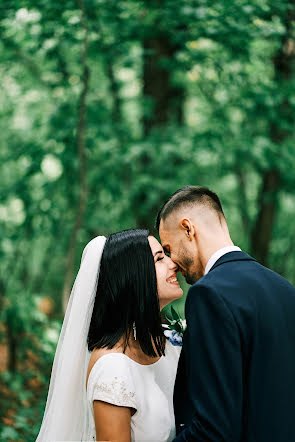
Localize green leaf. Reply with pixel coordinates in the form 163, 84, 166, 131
171, 305, 180, 322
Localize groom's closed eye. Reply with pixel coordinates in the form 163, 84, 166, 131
163, 248, 171, 258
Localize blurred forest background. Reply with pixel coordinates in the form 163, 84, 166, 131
1, 0, 295, 440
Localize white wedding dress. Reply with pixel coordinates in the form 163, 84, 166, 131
84, 339, 181, 442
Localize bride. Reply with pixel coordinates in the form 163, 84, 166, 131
36, 229, 183, 441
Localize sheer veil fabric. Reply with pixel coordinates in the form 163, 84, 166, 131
36, 236, 106, 441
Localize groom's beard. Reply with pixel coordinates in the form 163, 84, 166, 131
184, 268, 199, 285
180, 255, 200, 285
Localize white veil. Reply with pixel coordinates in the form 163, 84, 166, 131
36, 235, 107, 441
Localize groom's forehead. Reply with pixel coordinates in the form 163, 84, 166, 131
159, 216, 179, 233
159, 219, 169, 237
159, 222, 168, 242
159, 220, 178, 244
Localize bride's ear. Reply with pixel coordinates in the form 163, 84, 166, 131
180, 218, 195, 241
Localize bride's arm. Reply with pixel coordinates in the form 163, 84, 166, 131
93, 400, 134, 442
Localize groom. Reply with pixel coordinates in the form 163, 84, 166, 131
157, 185, 295, 442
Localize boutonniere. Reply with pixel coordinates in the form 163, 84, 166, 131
163, 306, 187, 347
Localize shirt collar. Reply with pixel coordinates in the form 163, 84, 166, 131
204, 246, 242, 275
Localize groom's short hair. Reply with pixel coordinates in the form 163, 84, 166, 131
156, 185, 224, 230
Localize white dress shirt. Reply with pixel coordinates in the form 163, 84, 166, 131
204, 246, 241, 275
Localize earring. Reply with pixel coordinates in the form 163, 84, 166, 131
133, 322, 136, 340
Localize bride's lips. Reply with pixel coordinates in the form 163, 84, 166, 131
166, 273, 180, 285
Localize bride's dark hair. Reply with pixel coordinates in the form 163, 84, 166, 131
87, 229, 166, 358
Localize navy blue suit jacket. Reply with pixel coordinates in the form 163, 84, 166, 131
173, 251, 295, 442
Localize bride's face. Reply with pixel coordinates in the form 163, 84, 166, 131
148, 236, 183, 310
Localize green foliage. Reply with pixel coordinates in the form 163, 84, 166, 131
1, 0, 295, 439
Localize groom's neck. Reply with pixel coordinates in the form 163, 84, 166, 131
199, 237, 234, 275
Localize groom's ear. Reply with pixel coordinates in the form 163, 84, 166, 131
180, 218, 195, 241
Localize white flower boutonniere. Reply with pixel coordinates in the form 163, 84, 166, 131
163, 306, 187, 347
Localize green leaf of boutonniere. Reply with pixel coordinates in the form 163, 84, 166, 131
165, 306, 186, 336
171, 305, 180, 322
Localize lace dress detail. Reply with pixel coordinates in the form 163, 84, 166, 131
93, 375, 137, 409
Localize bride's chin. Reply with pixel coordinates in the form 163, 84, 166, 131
171, 289, 184, 300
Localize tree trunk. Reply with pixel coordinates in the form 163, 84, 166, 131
143, 36, 183, 136
235, 165, 251, 239
135, 30, 184, 229
251, 169, 280, 264
105, 55, 122, 124
6, 320, 17, 372
250, 2, 295, 265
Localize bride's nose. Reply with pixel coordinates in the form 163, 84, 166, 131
168, 257, 179, 271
